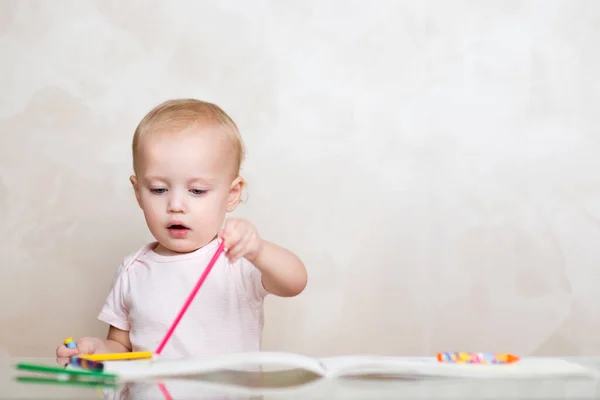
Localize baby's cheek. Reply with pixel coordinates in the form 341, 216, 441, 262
143, 207, 165, 230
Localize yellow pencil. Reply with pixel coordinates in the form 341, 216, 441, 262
77, 351, 153, 361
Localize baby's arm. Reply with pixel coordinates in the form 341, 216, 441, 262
250, 239, 307, 297
220, 218, 308, 297
104, 325, 132, 352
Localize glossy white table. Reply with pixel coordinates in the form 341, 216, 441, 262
4, 356, 600, 399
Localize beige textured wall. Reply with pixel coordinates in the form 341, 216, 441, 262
1, 0, 600, 357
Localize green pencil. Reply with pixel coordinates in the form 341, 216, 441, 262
15, 362, 118, 380
16, 376, 119, 389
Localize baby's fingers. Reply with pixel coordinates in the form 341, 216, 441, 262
56, 344, 78, 358
221, 232, 242, 253
75, 338, 97, 355
56, 356, 71, 367
226, 234, 252, 263
55, 345, 78, 367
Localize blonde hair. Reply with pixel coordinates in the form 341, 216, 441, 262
132, 98, 245, 176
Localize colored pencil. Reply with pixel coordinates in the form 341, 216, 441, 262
76, 351, 153, 362
155, 240, 225, 355
16, 376, 118, 389
437, 352, 520, 364
15, 362, 117, 379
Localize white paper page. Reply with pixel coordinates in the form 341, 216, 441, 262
318, 356, 599, 379
101, 352, 327, 381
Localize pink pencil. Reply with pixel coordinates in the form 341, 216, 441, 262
154, 240, 225, 355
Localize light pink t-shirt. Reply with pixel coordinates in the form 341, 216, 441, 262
97, 238, 268, 359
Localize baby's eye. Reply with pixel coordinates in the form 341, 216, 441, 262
190, 189, 207, 196
150, 188, 167, 194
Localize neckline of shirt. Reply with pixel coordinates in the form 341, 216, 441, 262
143, 238, 222, 263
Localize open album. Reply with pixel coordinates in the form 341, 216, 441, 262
89, 351, 599, 382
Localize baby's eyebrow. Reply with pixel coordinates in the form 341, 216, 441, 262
141, 176, 217, 184
143, 175, 168, 182
188, 177, 217, 185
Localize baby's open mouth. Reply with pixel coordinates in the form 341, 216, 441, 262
168, 224, 189, 230
167, 223, 190, 238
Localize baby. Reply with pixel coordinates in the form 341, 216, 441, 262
56, 99, 307, 365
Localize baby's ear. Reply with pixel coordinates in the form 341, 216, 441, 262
129, 175, 142, 208
227, 176, 244, 212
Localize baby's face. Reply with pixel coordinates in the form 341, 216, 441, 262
131, 125, 241, 255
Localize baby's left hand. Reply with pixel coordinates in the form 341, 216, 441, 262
219, 218, 264, 263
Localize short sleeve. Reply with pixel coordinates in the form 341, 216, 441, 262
97, 259, 131, 331
234, 257, 269, 307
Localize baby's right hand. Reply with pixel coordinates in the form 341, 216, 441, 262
55, 337, 99, 366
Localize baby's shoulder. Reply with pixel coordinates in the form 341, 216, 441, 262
118, 242, 157, 273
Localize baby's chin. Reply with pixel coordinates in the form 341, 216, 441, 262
154, 238, 215, 256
